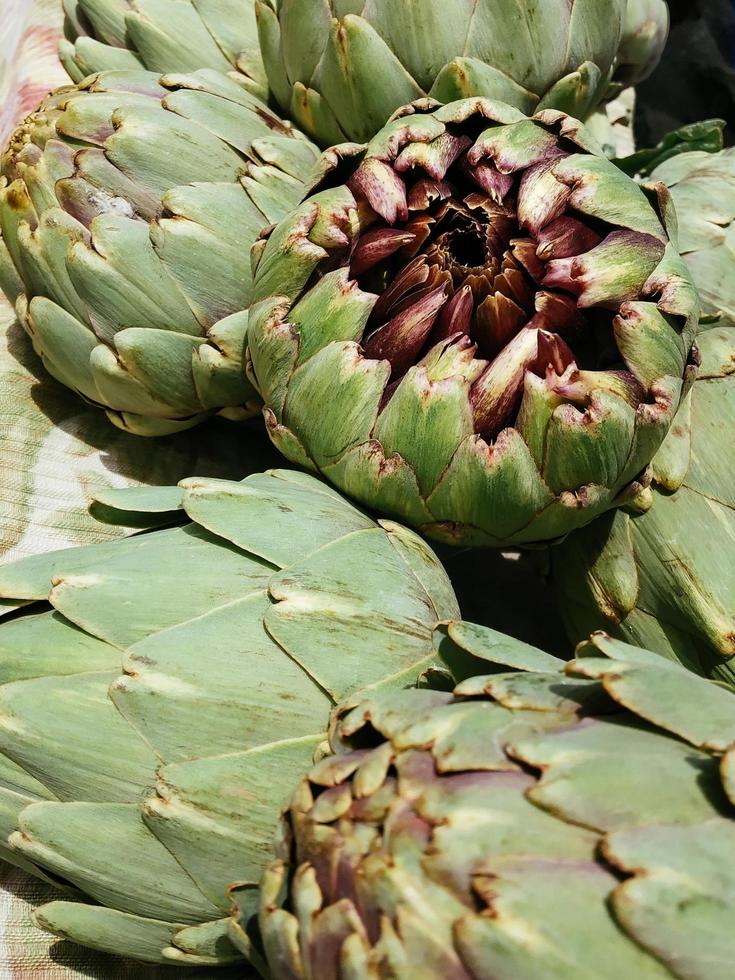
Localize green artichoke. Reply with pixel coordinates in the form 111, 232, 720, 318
258, 623, 735, 979
0, 69, 319, 436
254, 0, 658, 148
0, 468, 461, 966
247, 98, 700, 548
613, 0, 670, 91
60, 0, 268, 100
553, 149, 735, 684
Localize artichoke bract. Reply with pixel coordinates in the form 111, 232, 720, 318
255, 0, 651, 148
0, 69, 320, 436
60, 0, 268, 101
553, 148, 735, 684
651, 148, 735, 326
0, 469, 460, 966
257, 624, 735, 979
553, 304, 735, 685
247, 98, 699, 548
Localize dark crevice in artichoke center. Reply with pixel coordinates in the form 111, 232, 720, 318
443, 221, 488, 270
344, 140, 629, 440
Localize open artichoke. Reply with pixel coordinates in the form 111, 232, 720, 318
254, 0, 661, 148
0, 468, 460, 966
0, 69, 319, 436
553, 150, 735, 684
60, 0, 268, 101
247, 98, 699, 548
258, 623, 735, 979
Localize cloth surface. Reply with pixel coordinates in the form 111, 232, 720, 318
0, 5, 267, 974
0, 0, 68, 146
0, 862, 235, 978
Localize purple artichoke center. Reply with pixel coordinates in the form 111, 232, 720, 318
344, 134, 644, 439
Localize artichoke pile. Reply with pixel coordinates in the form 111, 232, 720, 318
2, 3, 735, 979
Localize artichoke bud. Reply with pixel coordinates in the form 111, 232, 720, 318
613, 0, 670, 90
0, 470, 462, 966
260, 627, 735, 980
257, 0, 648, 148
0, 69, 321, 435
249, 99, 699, 547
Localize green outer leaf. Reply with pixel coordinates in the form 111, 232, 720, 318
282, 343, 388, 468
430, 58, 537, 114
448, 621, 564, 674
312, 16, 424, 145
63, 0, 268, 99
148, 735, 324, 895
34, 902, 192, 966
13, 802, 223, 922
0, 469, 460, 965
608, 820, 735, 980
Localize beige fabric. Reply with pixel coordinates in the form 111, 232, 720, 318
0, 863, 185, 978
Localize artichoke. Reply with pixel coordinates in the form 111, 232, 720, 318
60, 0, 268, 100
0, 68, 319, 437
247, 98, 699, 548
254, 0, 663, 148
258, 623, 735, 979
553, 149, 735, 684
0, 468, 461, 966
613, 0, 670, 91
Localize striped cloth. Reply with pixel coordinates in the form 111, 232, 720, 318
0, 0, 68, 146
0, 5, 261, 975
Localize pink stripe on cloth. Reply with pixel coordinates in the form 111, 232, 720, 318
0, 0, 68, 145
